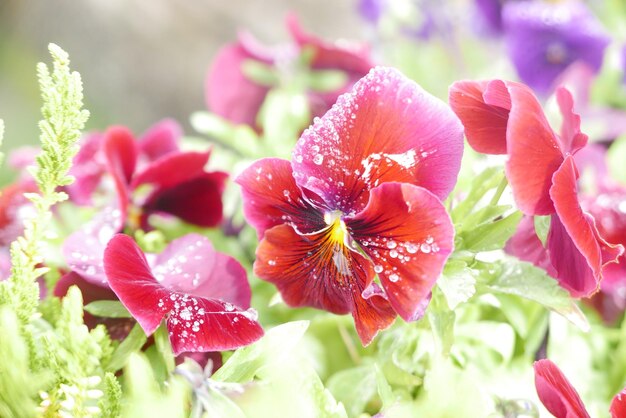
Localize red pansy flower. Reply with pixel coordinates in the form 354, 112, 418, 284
534, 359, 626, 418
103, 233, 263, 354
449, 80, 623, 297
206, 14, 373, 129
237, 67, 463, 344
63, 121, 227, 286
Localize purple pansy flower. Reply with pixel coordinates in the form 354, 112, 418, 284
502, 0, 611, 94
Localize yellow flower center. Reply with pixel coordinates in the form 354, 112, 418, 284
324, 210, 347, 244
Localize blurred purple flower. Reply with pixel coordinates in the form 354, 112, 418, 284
503, 0, 611, 94
358, 0, 387, 23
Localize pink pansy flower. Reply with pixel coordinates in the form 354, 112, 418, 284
63, 121, 227, 286
449, 79, 623, 297
103, 233, 263, 355
534, 359, 626, 418
206, 14, 373, 129
237, 67, 463, 344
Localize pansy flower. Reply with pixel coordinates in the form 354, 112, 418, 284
102, 233, 263, 354
63, 121, 227, 286
206, 14, 373, 129
449, 79, 623, 297
534, 359, 626, 418
238, 67, 463, 344
502, 0, 611, 94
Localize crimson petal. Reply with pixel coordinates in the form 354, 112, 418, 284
533, 359, 590, 418
153, 234, 251, 309
505, 216, 556, 276
255, 224, 396, 344
506, 81, 564, 215
103, 126, 137, 214
347, 183, 454, 321
131, 151, 211, 190
138, 118, 182, 161
610, 388, 626, 418
292, 66, 464, 215
143, 171, 227, 228
236, 158, 327, 238
448, 80, 509, 154
104, 234, 263, 355
67, 133, 106, 205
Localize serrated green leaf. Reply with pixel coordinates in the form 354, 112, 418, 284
84, 300, 132, 318
484, 257, 589, 331
106, 323, 148, 372
459, 211, 522, 252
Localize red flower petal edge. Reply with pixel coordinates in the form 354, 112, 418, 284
104, 234, 263, 355
610, 388, 626, 418
533, 359, 590, 418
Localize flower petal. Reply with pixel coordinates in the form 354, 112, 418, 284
63, 206, 124, 286
236, 158, 327, 238
347, 182, 454, 321
556, 87, 588, 154
254, 223, 395, 344
505, 81, 563, 215
131, 151, 211, 190
505, 215, 556, 277
67, 133, 106, 205
292, 66, 464, 215
138, 118, 182, 161
143, 171, 227, 228
448, 80, 509, 154
104, 234, 263, 354
610, 388, 626, 418
153, 234, 252, 309
205, 41, 271, 128
103, 126, 137, 213
534, 359, 590, 418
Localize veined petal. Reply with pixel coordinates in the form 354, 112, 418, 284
556, 87, 588, 154
236, 158, 327, 238
103, 126, 138, 214
448, 80, 509, 154
138, 118, 182, 161
347, 183, 453, 321
143, 171, 227, 228
292, 66, 464, 215
610, 388, 626, 418
254, 223, 396, 344
533, 359, 590, 418
104, 234, 263, 354
153, 234, 251, 309
131, 151, 211, 190
506, 81, 563, 215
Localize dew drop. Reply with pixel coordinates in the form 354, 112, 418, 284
374, 265, 383, 274
389, 250, 398, 258
389, 274, 400, 283
420, 243, 432, 254
386, 240, 397, 249
405, 243, 418, 254
313, 154, 324, 165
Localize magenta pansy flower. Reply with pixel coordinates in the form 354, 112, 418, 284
103, 233, 263, 354
237, 67, 463, 344
63, 121, 227, 286
449, 79, 623, 297
534, 359, 626, 418
206, 14, 373, 129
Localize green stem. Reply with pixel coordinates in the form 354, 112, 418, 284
489, 174, 508, 206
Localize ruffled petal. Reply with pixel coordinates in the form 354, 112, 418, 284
254, 223, 395, 344
533, 359, 590, 418
549, 157, 624, 297
292, 66, 464, 215
153, 234, 251, 309
63, 207, 124, 286
103, 126, 137, 214
347, 183, 454, 321
556, 87, 588, 154
131, 151, 211, 190
205, 42, 271, 128
505, 81, 563, 215
138, 118, 182, 161
610, 388, 626, 418
104, 234, 263, 354
143, 171, 227, 228
236, 158, 327, 237
448, 80, 509, 154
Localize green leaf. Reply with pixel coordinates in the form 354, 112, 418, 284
307, 69, 348, 93
375, 364, 396, 410
458, 210, 522, 252
452, 167, 504, 221
327, 366, 377, 418
484, 257, 589, 331
427, 296, 456, 357
106, 323, 148, 372
438, 260, 476, 310
154, 324, 175, 374
534, 215, 551, 246
241, 59, 279, 86
84, 300, 132, 318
